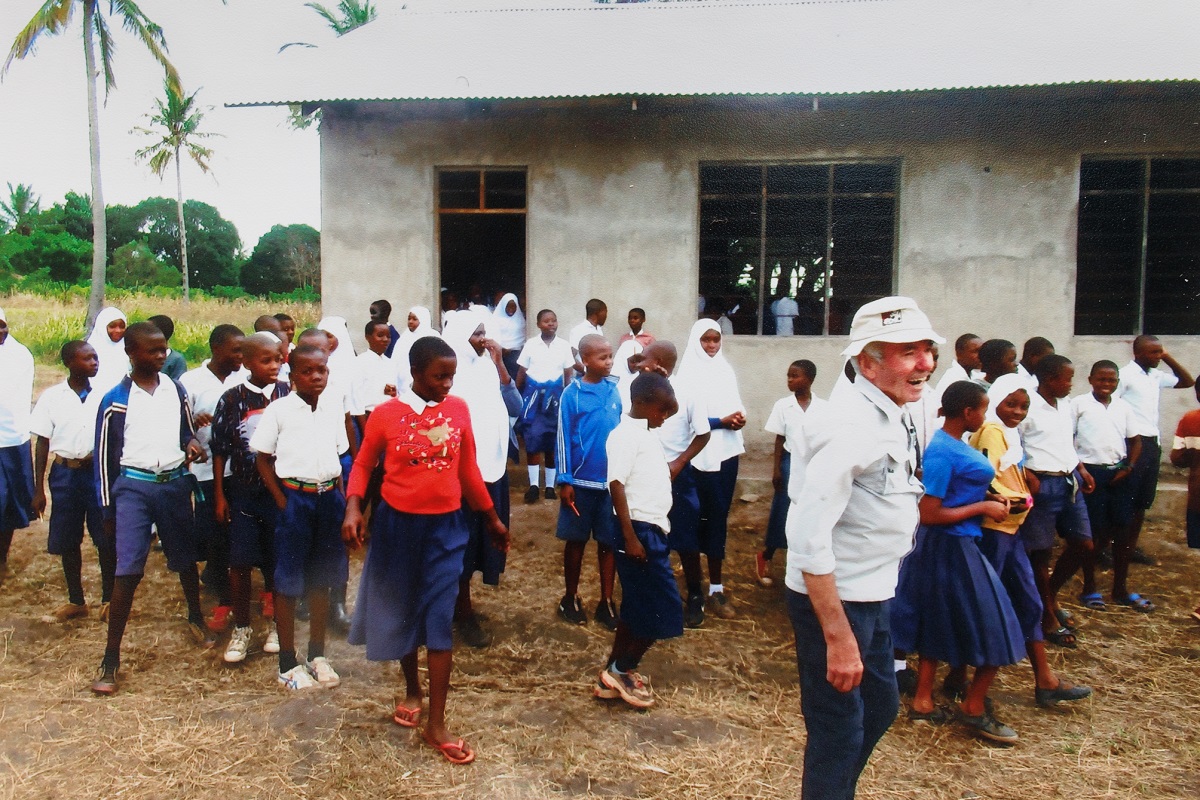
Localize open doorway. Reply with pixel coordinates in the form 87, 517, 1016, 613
437, 168, 527, 316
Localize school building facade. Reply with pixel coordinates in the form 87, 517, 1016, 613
233, 0, 1200, 452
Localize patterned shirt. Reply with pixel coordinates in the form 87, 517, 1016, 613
210, 379, 291, 488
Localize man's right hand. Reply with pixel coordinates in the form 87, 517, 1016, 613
825, 636, 864, 693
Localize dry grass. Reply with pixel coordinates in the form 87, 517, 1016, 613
2, 483, 1200, 799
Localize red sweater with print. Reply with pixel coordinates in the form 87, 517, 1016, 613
347, 395, 493, 514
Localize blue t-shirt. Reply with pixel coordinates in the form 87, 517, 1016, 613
556, 376, 622, 490
922, 428, 996, 539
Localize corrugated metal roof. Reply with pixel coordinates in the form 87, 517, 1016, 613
227, 0, 1200, 107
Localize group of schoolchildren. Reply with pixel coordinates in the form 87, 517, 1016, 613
3, 296, 1200, 764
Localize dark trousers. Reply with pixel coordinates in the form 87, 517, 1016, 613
788, 589, 898, 800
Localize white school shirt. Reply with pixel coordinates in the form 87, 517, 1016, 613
569, 321, 604, 351
1018, 391, 1079, 473
0, 336, 34, 447
1115, 360, 1179, 438
120, 378, 187, 472
771, 296, 799, 336
657, 376, 712, 462
180, 362, 243, 481
354, 350, 396, 413
766, 394, 826, 455
517, 336, 575, 383
29, 382, 101, 460
248, 392, 348, 483
607, 415, 672, 533
933, 361, 981, 400
784, 375, 923, 602
1072, 393, 1138, 466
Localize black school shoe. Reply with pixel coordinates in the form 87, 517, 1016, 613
524, 486, 540, 504
684, 593, 705, 628
594, 599, 618, 631
544, 486, 557, 501
558, 594, 587, 625
455, 615, 492, 648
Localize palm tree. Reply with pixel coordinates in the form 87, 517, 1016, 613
134, 81, 216, 303
4, 1, 181, 326
306, 1, 377, 35
0, 182, 41, 236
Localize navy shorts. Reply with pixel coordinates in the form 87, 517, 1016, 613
1018, 472, 1092, 552
1129, 436, 1161, 511
0, 444, 34, 531
615, 521, 684, 641
273, 485, 348, 598
46, 462, 104, 555
112, 474, 197, 576
192, 479, 220, 563
555, 485, 617, 546
228, 484, 278, 570
1082, 464, 1135, 533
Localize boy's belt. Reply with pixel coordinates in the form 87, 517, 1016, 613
1030, 470, 1070, 477
53, 455, 93, 469
120, 465, 189, 483
281, 478, 338, 494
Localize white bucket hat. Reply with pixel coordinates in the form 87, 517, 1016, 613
841, 296, 944, 357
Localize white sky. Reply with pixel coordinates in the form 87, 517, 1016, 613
0, 0, 337, 252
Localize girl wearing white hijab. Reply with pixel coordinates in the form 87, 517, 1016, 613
393, 306, 440, 392
674, 319, 746, 624
86, 307, 130, 396
317, 316, 357, 377
491, 293, 526, 379
0, 306, 36, 562
441, 309, 520, 647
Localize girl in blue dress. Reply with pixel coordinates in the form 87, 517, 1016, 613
892, 381, 1026, 744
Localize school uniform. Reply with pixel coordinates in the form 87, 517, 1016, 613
568, 320, 604, 352
248, 392, 349, 599
515, 335, 575, 454
29, 381, 105, 557
212, 379, 291, 571
0, 326, 35, 534
657, 377, 711, 554
763, 394, 825, 553
180, 363, 244, 569
606, 415, 684, 641
1072, 392, 1139, 533
95, 376, 199, 576
555, 377, 622, 546
1115, 360, 1179, 511
1017, 391, 1092, 552
162, 348, 187, 381
353, 350, 396, 414
891, 430, 1026, 667
346, 392, 493, 660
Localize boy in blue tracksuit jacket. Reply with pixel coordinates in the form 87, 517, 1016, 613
91, 322, 212, 696
554, 334, 623, 630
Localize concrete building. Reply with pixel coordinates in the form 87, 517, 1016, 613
233, 0, 1200, 452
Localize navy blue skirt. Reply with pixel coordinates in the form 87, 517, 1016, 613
0, 444, 34, 531
616, 521, 684, 641
348, 504, 468, 660
764, 451, 791, 552
461, 476, 509, 586
891, 526, 1026, 668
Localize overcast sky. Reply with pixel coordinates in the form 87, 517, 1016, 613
0, 0, 336, 251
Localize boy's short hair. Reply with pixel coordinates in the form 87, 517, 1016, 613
536, 308, 555, 322
577, 333, 608, 359
1036, 353, 1072, 382
243, 331, 283, 354
790, 359, 817, 381
941, 380, 987, 418
1090, 359, 1120, 375
629, 307, 646, 317
272, 312, 294, 324
365, 320, 388, 337
1022, 336, 1055, 361
585, 298, 606, 317
630, 371, 675, 405
371, 299, 392, 317
955, 332, 981, 352
979, 338, 1016, 370
124, 321, 164, 348
289, 343, 326, 367
254, 314, 282, 332
410, 336, 455, 371
60, 339, 88, 365
209, 323, 244, 350
147, 314, 174, 341
297, 328, 333, 346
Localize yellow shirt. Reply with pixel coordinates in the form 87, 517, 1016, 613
969, 422, 1031, 534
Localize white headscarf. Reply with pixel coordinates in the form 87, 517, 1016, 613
490, 293, 526, 350
394, 306, 441, 391
317, 316, 357, 376
86, 307, 130, 395
985, 373, 1030, 471
678, 318, 745, 470
613, 337, 643, 412
441, 308, 509, 482
0, 306, 35, 446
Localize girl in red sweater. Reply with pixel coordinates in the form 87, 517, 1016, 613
343, 337, 508, 765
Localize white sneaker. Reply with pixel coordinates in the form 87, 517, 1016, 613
263, 622, 280, 654
224, 625, 252, 663
278, 664, 318, 690
308, 656, 341, 688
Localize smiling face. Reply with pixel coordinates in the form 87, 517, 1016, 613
412, 355, 457, 404
857, 340, 937, 405
699, 329, 722, 357
106, 319, 127, 343
580, 339, 614, 379
995, 389, 1030, 428
212, 334, 245, 374
1089, 366, 1120, 401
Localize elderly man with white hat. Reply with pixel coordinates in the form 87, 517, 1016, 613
784, 296, 942, 800
0, 305, 36, 568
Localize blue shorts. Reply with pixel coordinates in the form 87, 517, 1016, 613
1129, 436, 1161, 511
1018, 472, 1092, 552
192, 479, 221, 563
272, 485, 348, 598
555, 485, 617, 546
112, 474, 197, 576
228, 483, 278, 570
0, 444, 34, 532
615, 521, 684, 641
1082, 464, 1135, 533
46, 462, 104, 555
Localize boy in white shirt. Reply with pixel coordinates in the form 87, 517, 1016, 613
568, 298, 608, 369
515, 309, 576, 502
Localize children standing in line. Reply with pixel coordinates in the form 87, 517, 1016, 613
515, 309, 576, 503
0, 306, 35, 568
675, 320, 746, 623
758, 360, 822, 587
91, 322, 213, 696
148, 314, 187, 380
594, 371, 682, 709
344, 337, 508, 766
1169, 383, 1200, 622
180, 325, 246, 633
249, 345, 349, 689
211, 332, 291, 663
86, 307, 130, 396
554, 334, 623, 629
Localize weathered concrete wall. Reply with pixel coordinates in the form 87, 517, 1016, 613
318, 93, 1200, 454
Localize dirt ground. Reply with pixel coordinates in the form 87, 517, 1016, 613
3, 469, 1200, 800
